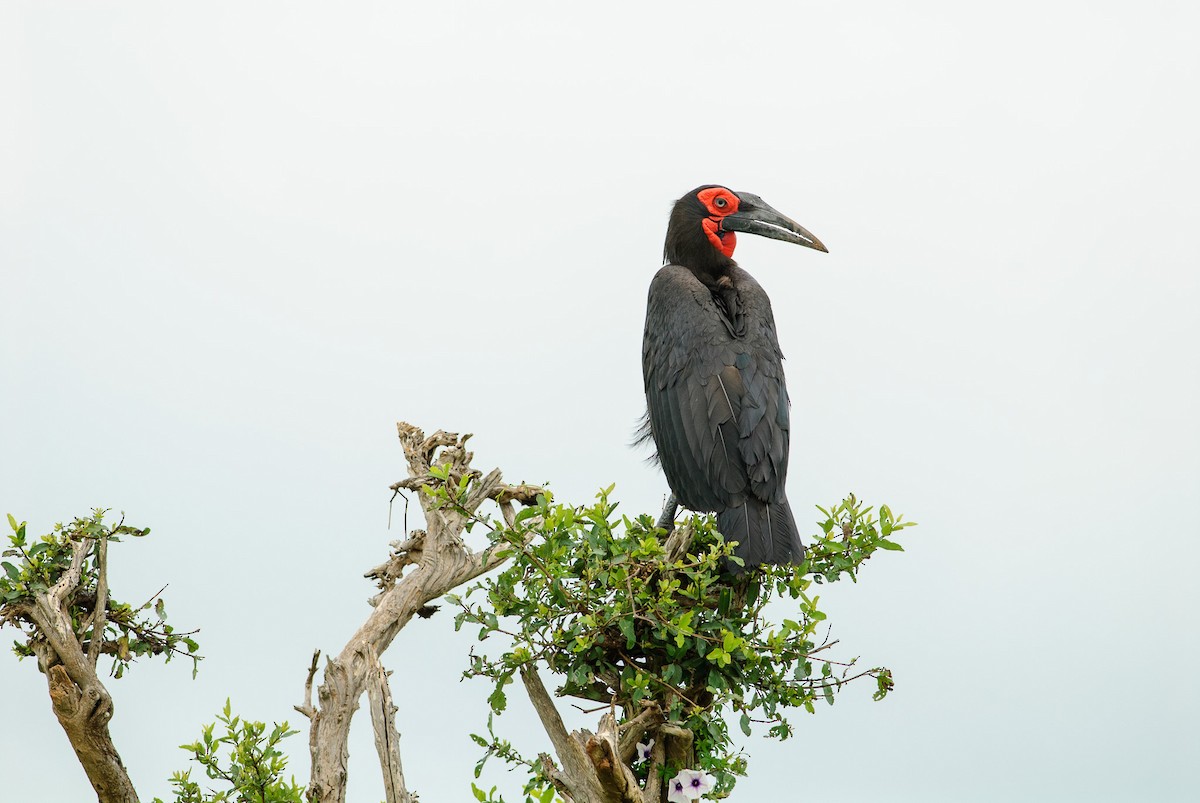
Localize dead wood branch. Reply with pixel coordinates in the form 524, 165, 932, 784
302, 422, 543, 803
658, 723, 694, 770
586, 713, 643, 803
521, 666, 648, 803
661, 522, 696, 564
296, 650, 321, 720
522, 666, 604, 801
87, 536, 110, 667
643, 737, 667, 803
367, 652, 411, 803
616, 704, 665, 765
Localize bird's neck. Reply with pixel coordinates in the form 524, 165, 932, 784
664, 220, 738, 279
708, 270, 747, 338
681, 261, 738, 294
668, 262, 746, 338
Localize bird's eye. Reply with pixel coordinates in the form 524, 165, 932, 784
714, 197, 728, 208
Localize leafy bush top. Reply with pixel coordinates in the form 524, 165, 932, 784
1, 510, 200, 678
447, 487, 912, 798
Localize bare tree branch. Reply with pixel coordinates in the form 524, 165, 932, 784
616, 704, 664, 765
658, 723, 694, 769
521, 665, 601, 797
87, 536, 109, 667
295, 650, 321, 720
661, 522, 695, 564
366, 652, 411, 803
302, 422, 544, 803
584, 714, 643, 803
520, 665, 650, 803
643, 736, 667, 803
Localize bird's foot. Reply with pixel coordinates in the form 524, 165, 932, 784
656, 494, 678, 533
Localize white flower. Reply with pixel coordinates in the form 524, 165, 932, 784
666, 776, 690, 803
667, 768, 716, 802
634, 739, 654, 763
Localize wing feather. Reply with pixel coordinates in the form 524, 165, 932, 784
643, 265, 792, 513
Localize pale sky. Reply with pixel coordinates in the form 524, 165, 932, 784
2, 2, 1197, 801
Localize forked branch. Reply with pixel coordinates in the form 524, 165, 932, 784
300, 422, 543, 803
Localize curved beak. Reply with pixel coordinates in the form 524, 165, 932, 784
724, 192, 828, 253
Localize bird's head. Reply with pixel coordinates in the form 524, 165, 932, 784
664, 185, 827, 274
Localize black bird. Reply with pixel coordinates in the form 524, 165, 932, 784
640, 185, 827, 570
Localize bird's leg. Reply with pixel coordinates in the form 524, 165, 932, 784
656, 494, 678, 533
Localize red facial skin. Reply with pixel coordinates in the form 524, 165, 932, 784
697, 187, 740, 258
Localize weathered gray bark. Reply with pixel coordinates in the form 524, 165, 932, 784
366, 653, 408, 803
24, 536, 140, 803
297, 423, 541, 803
522, 665, 610, 803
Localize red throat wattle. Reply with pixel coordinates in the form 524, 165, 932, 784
697, 187, 739, 258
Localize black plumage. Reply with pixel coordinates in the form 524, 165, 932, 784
640, 185, 827, 571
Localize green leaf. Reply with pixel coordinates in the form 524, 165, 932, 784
739, 712, 751, 736
706, 646, 732, 668
617, 617, 636, 649
2, 561, 18, 581
877, 539, 904, 551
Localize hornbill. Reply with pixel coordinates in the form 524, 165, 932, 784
640, 185, 827, 571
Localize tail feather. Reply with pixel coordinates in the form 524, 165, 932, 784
717, 498, 804, 573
